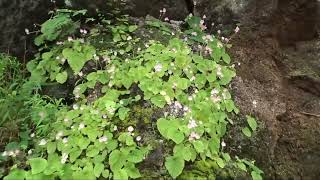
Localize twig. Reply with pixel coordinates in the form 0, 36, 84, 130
299, 111, 320, 118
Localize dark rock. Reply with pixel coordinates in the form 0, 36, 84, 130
0, 0, 63, 60
69, 0, 190, 20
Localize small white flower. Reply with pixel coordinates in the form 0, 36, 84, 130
127, 36, 132, 40
174, 101, 182, 109
60, 58, 66, 64
217, 42, 223, 48
25, 28, 30, 35
221, 141, 226, 147
136, 136, 142, 141
188, 119, 198, 129
39, 139, 47, 146
189, 132, 200, 141
99, 136, 108, 143
190, 76, 196, 81
56, 131, 63, 140
211, 95, 221, 103
64, 118, 69, 122
183, 106, 189, 112
128, 126, 134, 132
78, 123, 85, 130
253, 100, 257, 108
188, 96, 193, 101
61, 153, 68, 164
154, 64, 163, 72
113, 126, 118, 131
2, 151, 7, 157
162, 8, 166, 13
28, 149, 33, 155
102, 114, 107, 119
15, 149, 20, 155
73, 104, 79, 110
137, 48, 141, 52
63, 138, 68, 144
235, 26, 240, 33
78, 71, 83, 77
164, 17, 169, 21
30, 133, 35, 138
217, 30, 221, 34
8, 151, 14, 156
68, 36, 73, 42
191, 32, 197, 36
203, 15, 207, 19
11, 152, 16, 157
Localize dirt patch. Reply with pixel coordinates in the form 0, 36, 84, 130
226, 0, 320, 179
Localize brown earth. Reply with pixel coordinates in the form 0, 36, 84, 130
225, 0, 320, 179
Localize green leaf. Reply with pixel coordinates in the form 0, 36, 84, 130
109, 150, 126, 171
222, 53, 231, 64
237, 162, 247, 172
165, 156, 185, 178
47, 141, 56, 154
246, 116, 257, 131
4, 169, 26, 180
150, 95, 166, 108
251, 171, 263, 180
215, 157, 225, 168
56, 71, 68, 84
113, 169, 128, 180
127, 149, 144, 163
192, 140, 205, 153
128, 25, 138, 32
225, 100, 236, 113
86, 147, 100, 157
29, 158, 48, 174
118, 107, 130, 121
94, 163, 104, 177
242, 127, 252, 137
125, 163, 141, 179
62, 45, 95, 74
70, 149, 82, 163
174, 144, 192, 161
77, 137, 90, 150
102, 170, 110, 178
167, 128, 184, 144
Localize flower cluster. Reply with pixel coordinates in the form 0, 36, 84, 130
1, 149, 20, 158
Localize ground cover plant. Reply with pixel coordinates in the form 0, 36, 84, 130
1, 9, 262, 180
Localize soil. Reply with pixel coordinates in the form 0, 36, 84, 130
225, 0, 320, 179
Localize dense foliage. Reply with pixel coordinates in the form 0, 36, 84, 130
1, 9, 262, 180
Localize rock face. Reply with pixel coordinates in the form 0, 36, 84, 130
0, 0, 60, 59
69, 0, 190, 20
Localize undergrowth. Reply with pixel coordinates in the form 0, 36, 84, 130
1, 9, 262, 180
